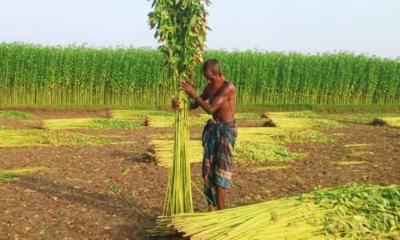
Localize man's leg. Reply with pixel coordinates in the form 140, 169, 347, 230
216, 186, 226, 210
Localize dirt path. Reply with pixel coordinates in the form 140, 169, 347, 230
1, 114, 399, 239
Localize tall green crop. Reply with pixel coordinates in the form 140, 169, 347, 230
1, 43, 400, 106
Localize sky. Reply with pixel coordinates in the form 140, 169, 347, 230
1, 0, 399, 59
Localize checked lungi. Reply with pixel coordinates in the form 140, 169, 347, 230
201, 119, 237, 206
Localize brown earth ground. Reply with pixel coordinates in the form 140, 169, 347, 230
0, 110, 399, 240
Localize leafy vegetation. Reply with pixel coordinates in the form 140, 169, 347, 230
2, 43, 400, 106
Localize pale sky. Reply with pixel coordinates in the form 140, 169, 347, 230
1, 0, 399, 58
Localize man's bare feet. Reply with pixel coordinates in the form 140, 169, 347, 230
208, 204, 215, 212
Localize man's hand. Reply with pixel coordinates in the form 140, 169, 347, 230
171, 96, 180, 111
180, 81, 197, 97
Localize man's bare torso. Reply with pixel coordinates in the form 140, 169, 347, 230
207, 80, 236, 123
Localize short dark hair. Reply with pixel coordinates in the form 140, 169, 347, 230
203, 59, 222, 75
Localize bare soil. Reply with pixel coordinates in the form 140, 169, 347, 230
0, 111, 399, 239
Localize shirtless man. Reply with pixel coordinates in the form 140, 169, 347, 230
172, 59, 237, 210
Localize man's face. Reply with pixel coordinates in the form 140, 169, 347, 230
203, 68, 219, 85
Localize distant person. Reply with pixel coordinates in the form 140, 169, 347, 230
172, 59, 237, 211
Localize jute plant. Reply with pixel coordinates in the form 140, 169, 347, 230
148, 0, 210, 215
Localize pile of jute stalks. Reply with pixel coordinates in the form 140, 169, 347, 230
150, 184, 400, 239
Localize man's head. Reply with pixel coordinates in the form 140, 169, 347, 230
202, 59, 223, 85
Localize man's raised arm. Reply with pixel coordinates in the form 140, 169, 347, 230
190, 84, 233, 115
190, 88, 208, 109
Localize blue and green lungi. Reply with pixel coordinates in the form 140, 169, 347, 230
201, 119, 237, 206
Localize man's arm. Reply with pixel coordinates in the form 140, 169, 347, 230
190, 88, 208, 109
192, 84, 234, 114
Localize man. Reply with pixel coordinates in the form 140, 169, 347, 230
172, 59, 237, 211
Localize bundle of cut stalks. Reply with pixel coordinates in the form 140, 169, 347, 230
148, 0, 210, 216
150, 184, 400, 239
